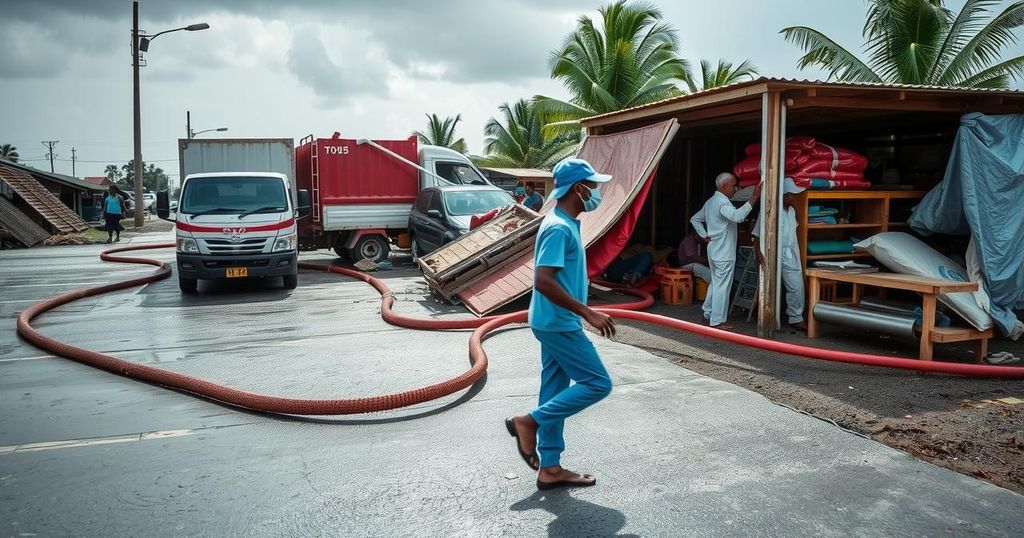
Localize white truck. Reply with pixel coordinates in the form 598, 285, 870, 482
157, 138, 310, 293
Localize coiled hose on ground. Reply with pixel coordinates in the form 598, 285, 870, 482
15, 243, 1024, 417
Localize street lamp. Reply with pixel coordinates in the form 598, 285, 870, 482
184, 110, 227, 138
189, 127, 228, 138
132, 1, 209, 227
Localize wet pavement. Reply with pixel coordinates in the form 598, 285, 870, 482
2, 235, 1024, 537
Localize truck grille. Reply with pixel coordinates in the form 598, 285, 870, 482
202, 237, 268, 255
203, 258, 270, 268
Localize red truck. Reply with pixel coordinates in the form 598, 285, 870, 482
295, 133, 496, 263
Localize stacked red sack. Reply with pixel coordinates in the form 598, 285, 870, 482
733, 136, 870, 189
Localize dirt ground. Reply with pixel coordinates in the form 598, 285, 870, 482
81, 216, 174, 243
120, 215, 175, 235
607, 299, 1024, 494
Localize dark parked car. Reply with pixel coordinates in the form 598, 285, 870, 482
409, 185, 515, 259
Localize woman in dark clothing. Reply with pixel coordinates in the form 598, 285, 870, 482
102, 185, 126, 243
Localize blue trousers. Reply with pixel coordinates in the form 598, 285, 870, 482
529, 328, 613, 468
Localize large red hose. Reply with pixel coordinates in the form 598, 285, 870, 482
15, 244, 1024, 418
15, 243, 650, 416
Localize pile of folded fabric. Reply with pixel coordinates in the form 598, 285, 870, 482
807, 205, 838, 225
733, 136, 871, 190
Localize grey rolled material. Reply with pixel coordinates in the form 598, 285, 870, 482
858, 297, 918, 317
812, 302, 917, 337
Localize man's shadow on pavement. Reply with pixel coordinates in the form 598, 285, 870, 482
511, 489, 640, 538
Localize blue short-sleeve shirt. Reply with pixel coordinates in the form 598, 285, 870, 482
524, 192, 545, 209
528, 207, 588, 332
105, 194, 122, 215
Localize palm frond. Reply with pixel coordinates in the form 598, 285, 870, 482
956, 54, 1024, 87
926, 0, 997, 83
781, 25, 884, 82
938, 0, 1024, 85
546, 0, 687, 119
415, 113, 465, 152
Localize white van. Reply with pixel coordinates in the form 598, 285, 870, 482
166, 172, 310, 293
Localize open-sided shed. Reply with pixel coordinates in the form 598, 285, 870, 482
581, 78, 1024, 336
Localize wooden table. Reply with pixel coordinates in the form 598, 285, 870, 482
805, 269, 993, 361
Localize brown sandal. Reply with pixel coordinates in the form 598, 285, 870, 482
504, 417, 539, 470
537, 475, 596, 490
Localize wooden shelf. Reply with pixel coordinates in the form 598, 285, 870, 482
796, 190, 926, 271
806, 190, 926, 200
807, 252, 872, 260
807, 223, 884, 230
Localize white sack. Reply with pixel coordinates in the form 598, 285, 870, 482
854, 232, 994, 331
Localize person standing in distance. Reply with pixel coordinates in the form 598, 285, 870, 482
690, 172, 762, 329
505, 157, 616, 490
102, 185, 126, 244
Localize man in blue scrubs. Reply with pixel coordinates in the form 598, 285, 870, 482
505, 158, 616, 490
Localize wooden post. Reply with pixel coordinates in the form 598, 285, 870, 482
685, 139, 693, 226
651, 168, 658, 245
757, 91, 783, 337
920, 293, 937, 361
806, 273, 820, 338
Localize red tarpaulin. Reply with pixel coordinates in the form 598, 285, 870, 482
456, 119, 680, 316
586, 165, 659, 277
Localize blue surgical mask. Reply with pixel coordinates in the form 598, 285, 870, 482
578, 184, 602, 212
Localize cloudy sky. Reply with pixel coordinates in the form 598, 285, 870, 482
1, 0, 1019, 186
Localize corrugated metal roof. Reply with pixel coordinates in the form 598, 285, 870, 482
0, 163, 90, 234
581, 77, 1024, 125
0, 195, 50, 247
0, 159, 106, 192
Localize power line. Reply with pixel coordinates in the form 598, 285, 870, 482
47, 158, 178, 163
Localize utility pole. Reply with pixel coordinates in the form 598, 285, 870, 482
42, 140, 59, 173
186, 110, 191, 139
131, 0, 144, 227
71, 147, 77, 177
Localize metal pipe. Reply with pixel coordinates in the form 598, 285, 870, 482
812, 302, 917, 337
859, 297, 918, 317
356, 138, 453, 186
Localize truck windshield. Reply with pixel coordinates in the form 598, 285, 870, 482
436, 162, 488, 185
179, 177, 288, 215
443, 190, 514, 216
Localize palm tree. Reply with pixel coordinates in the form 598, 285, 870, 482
104, 164, 124, 184
781, 0, 1024, 88
415, 113, 468, 154
475, 99, 581, 169
0, 144, 19, 162
534, 0, 690, 134
683, 59, 759, 93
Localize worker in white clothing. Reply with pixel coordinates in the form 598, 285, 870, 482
752, 178, 807, 330
690, 172, 762, 329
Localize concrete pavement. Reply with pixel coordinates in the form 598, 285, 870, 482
1, 237, 1022, 537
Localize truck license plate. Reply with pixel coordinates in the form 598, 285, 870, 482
226, 267, 248, 278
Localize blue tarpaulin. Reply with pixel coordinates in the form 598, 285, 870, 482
910, 113, 1024, 337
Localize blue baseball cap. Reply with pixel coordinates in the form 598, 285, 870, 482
550, 158, 612, 200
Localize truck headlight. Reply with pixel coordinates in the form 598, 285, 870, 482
272, 233, 297, 252
176, 237, 199, 253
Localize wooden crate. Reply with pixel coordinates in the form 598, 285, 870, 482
418, 205, 541, 291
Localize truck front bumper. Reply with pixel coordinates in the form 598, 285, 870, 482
176, 251, 297, 280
